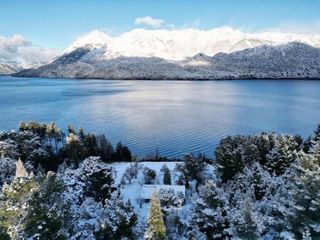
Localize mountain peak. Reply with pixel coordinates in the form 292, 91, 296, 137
60, 27, 320, 61
65, 30, 112, 53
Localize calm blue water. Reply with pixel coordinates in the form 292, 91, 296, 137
0, 76, 320, 157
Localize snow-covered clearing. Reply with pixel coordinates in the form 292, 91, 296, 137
107, 161, 215, 220
108, 161, 182, 218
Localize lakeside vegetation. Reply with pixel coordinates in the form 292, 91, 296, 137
0, 121, 320, 239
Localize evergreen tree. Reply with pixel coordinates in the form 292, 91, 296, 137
121, 144, 132, 162
158, 189, 183, 239
78, 127, 85, 142
302, 136, 312, 153
191, 180, 229, 239
231, 163, 269, 201
294, 134, 304, 150
161, 164, 171, 185
95, 191, 137, 240
253, 133, 274, 165
215, 136, 244, 182
302, 124, 320, 154
175, 154, 207, 189
266, 135, 296, 175
18, 121, 47, 137
0, 157, 15, 187
250, 164, 267, 201
0, 140, 18, 159
18, 121, 26, 132
15, 130, 44, 161
289, 152, 320, 238
113, 142, 132, 161
158, 189, 183, 215
0, 228, 10, 240
24, 172, 71, 239
144, 167, 156, 184
232, 197, 259, 240
241, 142, 261, 165
85, 167, 116, 202
46, 123, 62, 156
67, 124, 76, 135
145, 193, 166, 240
312, 123, 320, 143
97, 134, 114, 162
64, 133, 83, 166
309, 140, 320, 164
83, 133, 99, 157
0, 177, 38, 238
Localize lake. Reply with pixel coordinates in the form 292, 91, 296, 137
0, 76, 320, 158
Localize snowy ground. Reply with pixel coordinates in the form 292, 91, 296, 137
108, 161, 182, 219
107, 161, 215, 221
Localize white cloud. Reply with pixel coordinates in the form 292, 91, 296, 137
0, 34, 29, 56
0, 34, 60, 68
134, 16, 165, 28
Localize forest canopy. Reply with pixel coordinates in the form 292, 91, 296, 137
0, 121, 320, 239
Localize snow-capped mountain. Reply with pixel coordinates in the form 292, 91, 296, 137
0, 60, 21, 74
63, 27, 320, 61
65, 30, 113, 53
15, 41, 320, 79
14, 27, 320, 79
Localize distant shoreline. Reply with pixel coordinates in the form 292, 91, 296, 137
7, 74, 320, 81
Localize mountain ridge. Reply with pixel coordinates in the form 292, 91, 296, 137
62, 27, 320, 61
14, 41, 320, 80
4, 26, 320, 76
0, 60, 22, 75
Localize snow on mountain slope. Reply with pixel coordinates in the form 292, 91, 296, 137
15, 42, 320, 80
0, 60, 21, 74
209, 42, 320, 79
3, 26, 320, 74
65, 30, 112, 53
63, 27, 320, 61
14, 27, 320, 79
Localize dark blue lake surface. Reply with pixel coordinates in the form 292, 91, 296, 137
1, 76, 320, 157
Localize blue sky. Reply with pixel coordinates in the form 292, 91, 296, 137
1, 0, 320, 50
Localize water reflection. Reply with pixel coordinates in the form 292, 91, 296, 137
0, 77, 320, 157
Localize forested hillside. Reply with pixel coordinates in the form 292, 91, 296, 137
0, 121, 320, 239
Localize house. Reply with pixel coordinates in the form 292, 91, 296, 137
140, 184, 185, 202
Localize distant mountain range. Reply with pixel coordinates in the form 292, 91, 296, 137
0, 34, 58, 75
7, 27, 320, 79
0, 60, 21, 75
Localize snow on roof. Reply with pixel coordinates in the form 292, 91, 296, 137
140, 184, 185, 200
